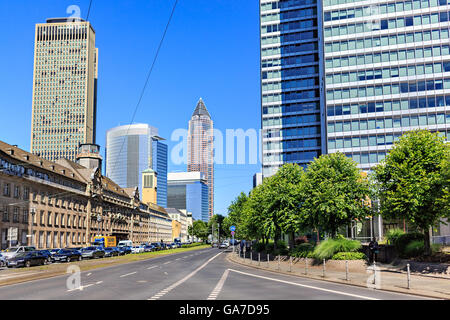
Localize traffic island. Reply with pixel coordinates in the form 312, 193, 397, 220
227, 251, 450, 300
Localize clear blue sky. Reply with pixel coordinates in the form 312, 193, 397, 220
0, 0, 262, 217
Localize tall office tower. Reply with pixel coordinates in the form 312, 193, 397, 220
324, 0, 450, 170
105, 124, 168, 205
259, 0, 327, 178
187, 98, 214, 218
31, 18, 98, 162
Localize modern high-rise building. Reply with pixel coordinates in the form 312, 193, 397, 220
324, 0, 450, 170
30, 18, 98, 162
167, 172, 209, 222
105, 124, 168, 206
187, 98, 214, 218
259, 0, 327, 178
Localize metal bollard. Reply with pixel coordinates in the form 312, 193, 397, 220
289, 256, 292, 272
345, 260, 349, 281
278, 255, 281, 270
267, 253, 270, 268
322, 259, 326, 277
373, 262, 376, 285
258, 253, 261, 266
305, 257, 308, 275
407, 263, 411, 289
250, 252, 253, 264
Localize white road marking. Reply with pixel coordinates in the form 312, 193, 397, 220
87, 273, 92, 276
147, 266, 157, 270
120, 272, 137, 278
163, 261, 171, 265
67, 283, 95, 292
228, 269, 379, 300
148, 252, 223, 300
207, 269, 230, 300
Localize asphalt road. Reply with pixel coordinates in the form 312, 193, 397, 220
0, 248, 431, 300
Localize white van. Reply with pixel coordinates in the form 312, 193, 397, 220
117, 240, 133, 247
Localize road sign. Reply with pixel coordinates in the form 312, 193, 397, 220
231, 231, 235, 236
230, 226, 236, 232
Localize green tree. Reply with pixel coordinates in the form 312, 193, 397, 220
191, 220, 209, 242
208, 214, 226, 242
224, 192, 249, 240
302, 152, 371, 238
374, 130, 450, 255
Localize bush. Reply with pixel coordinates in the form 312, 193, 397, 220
404, 240, 425, 257
393, 232, 425, 258
332, 252, 367, 260
313, 237, 362, 260
289, 243, 314, 258
294, 236, 309, 245
265, 240, 289, 256
385, 228, 405, 245
253, 242, 266, 253
181, 242, 204, 248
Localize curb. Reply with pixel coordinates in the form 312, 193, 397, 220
227, 253, 449, 300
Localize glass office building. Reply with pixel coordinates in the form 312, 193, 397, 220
167, 172, 209, 223
105, 124, 167, 204
260, 0, 327, 177
324, 0, 450, 170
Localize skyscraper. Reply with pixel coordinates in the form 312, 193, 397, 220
30, 18, 98, 162
105, 124, 168, 206
259, 0, 327, 178
187, 98, 214, 218
323, 0, 450, 169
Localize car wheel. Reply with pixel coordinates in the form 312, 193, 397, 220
78, 256, 82, 261
67, 257, 71, 263
25, 260, 31, 268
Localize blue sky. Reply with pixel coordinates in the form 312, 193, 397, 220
0, 0, 262, 216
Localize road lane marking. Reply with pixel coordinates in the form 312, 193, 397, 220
67, 283, 95, 292
148, 252, 223, 300
147, 266, 157, 270
207, 269, 230, 300
227, 269, 379, 300
96, 281, 103, 285
120, 272, 137, 278
163, 261, 171, 265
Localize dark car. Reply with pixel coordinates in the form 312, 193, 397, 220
143, 245, 155, 252
104, 247, 119, 257
7, 251, 47, 268
38, 250, 53, 264
81, 247, 105, 259
118, 246, 132, 255
52, 249, 82, 263
50, 248, 61, 256
150, 243, 163, 251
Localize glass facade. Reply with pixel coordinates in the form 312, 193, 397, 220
105, 124, 167, 200
324, 0, 450, 169
260, 0, 326, 177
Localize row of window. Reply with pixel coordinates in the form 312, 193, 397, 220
325, 11, 450, 38
324, 0, 449, 8
326, 79, 450, 101
327, 95, 450, 116
263, 41, 318, 57
324, 0, 450, 20
263, 89, 319, 104
262, 53, 318, 69
263, 113, 321, 127
2, 207, 28, 223
261, 30, 317, 46
325, 29, 450, 53
264, 138, 321, 151
263, 150, 319, 163
328, 114, 450, 134
326, 62, 450, 85
325, 45, 449, 69
263, 101, 320, 116
263, 77, 319, 92
262, 65, 319, 80
261, 18, 317, 34
261, 0, 317, 12
261, 7, 317, 23
263, 125, 321, 139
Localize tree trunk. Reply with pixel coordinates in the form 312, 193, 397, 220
424, 228, 431, 256
289, 232, 295, 249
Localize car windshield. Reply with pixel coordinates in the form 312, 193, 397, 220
5, 247, 19, 252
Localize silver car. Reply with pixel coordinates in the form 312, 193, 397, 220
1, 246, 37, 261
0, 253, 7, 267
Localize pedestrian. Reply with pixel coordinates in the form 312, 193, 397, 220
368, 238, 379, 263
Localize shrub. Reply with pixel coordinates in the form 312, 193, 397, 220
253, 242, 266, 253
295, 236, 309, 245
313, 237, 361, 260
265, 240, 289, 255
181, 242, 204, 248
332, 252, 367, 260
289, 243, 314, 258
404, 240, 425, 257
393, 233, 425, 258
385, 228, 406, 245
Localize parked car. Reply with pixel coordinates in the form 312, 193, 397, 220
219, 242, 229, 249
0, 253, 7, 267
117, 240, 133, 247
50, 248, 61, 256
131, 246, 145, 254
38, 250, 53, 264
143, 245, 155, 252
81, 247, 105, 259
151, 243, 163, 251
1, 246, 37, 261
52, 249, 82, 263
211, 242, 219, 248
104, 247, 119, 257
118, 246, 132, 255
7, 251, 47, 268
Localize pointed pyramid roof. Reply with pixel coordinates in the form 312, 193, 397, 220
191, 98, 211, 118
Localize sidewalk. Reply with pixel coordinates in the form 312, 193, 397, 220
228, 252, 450, 300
